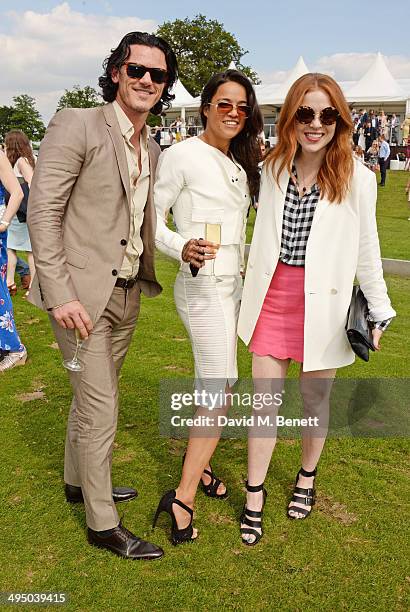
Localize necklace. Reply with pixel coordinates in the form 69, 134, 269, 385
295, 164, 318, 195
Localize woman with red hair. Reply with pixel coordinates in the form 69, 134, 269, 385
237, 73, 395, 545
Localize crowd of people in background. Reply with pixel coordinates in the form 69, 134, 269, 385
350, 107, 410, 184
352, 108, 404, 147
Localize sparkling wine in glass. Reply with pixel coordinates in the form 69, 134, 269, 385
206, 223, 221, 276
63, 328, 84, 372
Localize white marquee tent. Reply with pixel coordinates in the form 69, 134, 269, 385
345, 53, 406, 103
169, 79, 196, 121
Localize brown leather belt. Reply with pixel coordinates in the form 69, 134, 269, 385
115, 276, 138, 289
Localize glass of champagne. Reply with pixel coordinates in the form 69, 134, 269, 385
63, 328, 84, 372
206, 223, 221, 276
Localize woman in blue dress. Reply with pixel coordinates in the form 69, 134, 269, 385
0, 150, 26, 371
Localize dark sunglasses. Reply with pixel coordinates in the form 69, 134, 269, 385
295, 105, 340, 125
124, 63, 168, 84
208, 102, 251, 118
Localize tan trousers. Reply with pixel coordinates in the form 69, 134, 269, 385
50, 284, 141, 530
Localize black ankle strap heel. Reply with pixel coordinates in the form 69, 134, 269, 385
183, 452, 228, 499
287, 467, 317, 520
153, 490, 195, 546
240, 481, 267, 546
299, 467, 317, 478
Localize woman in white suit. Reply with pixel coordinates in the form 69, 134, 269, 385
238, 73, 395, 545
153, 70, 263, 544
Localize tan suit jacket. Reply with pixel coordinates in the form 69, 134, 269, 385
28, 103, 162, 324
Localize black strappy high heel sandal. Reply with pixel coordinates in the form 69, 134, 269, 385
182, 452, 228, 499
201, 465, 228, 499
287, 466, 317, 520
153, 490, 196, 546
240, 482, 267, 546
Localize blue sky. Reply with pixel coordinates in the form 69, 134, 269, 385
1, 1, 409, 119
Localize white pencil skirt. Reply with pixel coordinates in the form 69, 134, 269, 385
174, 272, 242, 396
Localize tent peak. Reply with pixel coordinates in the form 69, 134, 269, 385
346, 52, 405, 101
171, 79, 195, 106
294, 56, 309, 71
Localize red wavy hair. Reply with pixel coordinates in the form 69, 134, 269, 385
266, 73, 354, 203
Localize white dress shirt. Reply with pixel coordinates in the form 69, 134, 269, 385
113, 101, 150, 278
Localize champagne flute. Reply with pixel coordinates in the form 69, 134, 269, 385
63, 328, 84, 372
206, 223, 221, 276
189, 224, 221, 277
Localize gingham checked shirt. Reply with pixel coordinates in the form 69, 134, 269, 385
279, 166, 391, 331
279, 166, 318, 267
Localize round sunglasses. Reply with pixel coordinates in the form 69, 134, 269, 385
208, 102, 251, 118
295, 106, 340, 126
124, 63, 168, 84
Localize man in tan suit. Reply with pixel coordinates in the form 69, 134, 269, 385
28, 32, 178, 560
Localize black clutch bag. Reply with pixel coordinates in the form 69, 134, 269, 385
346, 286, 375, 362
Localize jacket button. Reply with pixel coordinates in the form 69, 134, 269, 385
112, 269, 118, 276
331, 288, 337, 294
120, 239, 127, 246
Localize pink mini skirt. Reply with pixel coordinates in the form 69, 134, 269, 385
250, 261, 305, 363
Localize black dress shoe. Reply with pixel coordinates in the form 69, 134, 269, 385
65, 484, 137, 504
88, 523, 164, 560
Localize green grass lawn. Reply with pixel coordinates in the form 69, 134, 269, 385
1, 173, 409, 611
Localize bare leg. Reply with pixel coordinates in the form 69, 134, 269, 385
287, 366, 336, 518
27, 252, 36, 287
241, 354, 290, 543
6, 249, 17, 287
174, 392, 232, 538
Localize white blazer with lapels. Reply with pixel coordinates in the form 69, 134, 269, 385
154, 137, 250, 276
237, 158, 396, 372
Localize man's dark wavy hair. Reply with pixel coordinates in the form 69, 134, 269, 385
98, 31, 178, 115
200, 70, 264, 199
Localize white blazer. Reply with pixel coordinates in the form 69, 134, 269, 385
154, 137, 250, 276
238, 158, 396, 372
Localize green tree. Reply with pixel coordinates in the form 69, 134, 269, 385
156, 14, 260, 97
57, 85, 103, 111
0, 105, 14, 141
9, 95, 45, 142
146, 113, 162, 127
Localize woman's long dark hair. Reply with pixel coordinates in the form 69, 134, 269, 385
98, 31, 178, 115
200, 70, 263, 198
